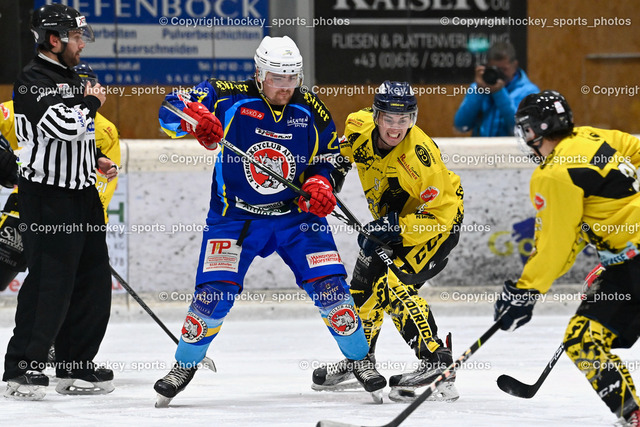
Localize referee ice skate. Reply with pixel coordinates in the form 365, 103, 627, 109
2, 4, 118, 400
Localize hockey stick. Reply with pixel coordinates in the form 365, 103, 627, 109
496, 343, 564, 399
161, 101, 423, 284
316, 321, 502, 427
110, 266, 217, 372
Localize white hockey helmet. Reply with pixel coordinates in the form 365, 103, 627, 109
254, 36, 303, 89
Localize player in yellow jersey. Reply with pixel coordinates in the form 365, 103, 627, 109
494, 90, 640, 426
312, 81, 464, 402
0, 62, 120, 292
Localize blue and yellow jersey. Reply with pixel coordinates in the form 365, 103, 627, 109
159, 79, 339, 219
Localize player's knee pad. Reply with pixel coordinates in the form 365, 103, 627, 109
564, 315, 640, 416
302, 275, 368, 360
350, 250, 387, 307
176, 281, 240, 365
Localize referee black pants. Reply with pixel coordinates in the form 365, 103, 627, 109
3, 179, 111, 380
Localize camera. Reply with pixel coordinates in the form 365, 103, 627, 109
482, 66, 506, 85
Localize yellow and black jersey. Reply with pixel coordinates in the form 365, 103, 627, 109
518, 126, 640, 293
341, 108, 464, 248
0, 101, 18, 151
94, 113, 121, 222
0, 100, 120, 222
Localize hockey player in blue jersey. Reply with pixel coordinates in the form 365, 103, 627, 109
154, 35, 386, 407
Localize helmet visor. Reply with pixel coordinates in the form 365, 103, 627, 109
373, 108, 417, 128
264, 72, 302, 89
62, 23, 95, 44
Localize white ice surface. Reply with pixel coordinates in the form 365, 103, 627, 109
1, 300, 637, 427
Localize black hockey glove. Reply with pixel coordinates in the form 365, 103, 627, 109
0, 149, 18, 188
494, 280, 540, 331
357, 212, 403, 257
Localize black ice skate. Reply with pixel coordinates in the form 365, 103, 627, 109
154, 362, 197, 408
351, 354, 387, 404
311, 358, 360, 392
4, 371, 49, 400
388, 341, 459, 403
56, 368, 115, 395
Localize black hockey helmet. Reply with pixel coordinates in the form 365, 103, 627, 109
73, 61, 98, 86
31, 3, 94, 48
373, 81, 418, 126
515, 90, 574, 145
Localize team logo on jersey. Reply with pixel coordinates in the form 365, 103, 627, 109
415, 145, 431, 167
398, 154, 419, 180
415, 203, 436, 219
420, 186, 439, 203
328, 304, 358, 336
287, 116, 308, 128
306, 251, 342, 268
0, 103, 10, 120
57, 83, 74, 98
203, 238, 241, 273
255, 128, 292, 140
244, 142, 296, 195
181, 312, 207, 343
534, 193, 546, 211
240, 107, 264, 120
347, 117, 364, 127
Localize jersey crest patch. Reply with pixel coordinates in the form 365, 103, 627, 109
534, 193, 546, 211
203, 238, 241, 273
0, 103, 10, 120
244, 142, 296, 194
255, 128, 292, 140
420, 186, 439, 203
182, 312, 207, 343
328, 305, 358, 336
306, 251, 342, 268
240, 107, 264, 120
415, 145, 431, 167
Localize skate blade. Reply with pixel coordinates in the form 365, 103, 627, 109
155, 393, 173, 408
4, 383, 46, 401
311, 380, 363, 392
369, 389, 383, 404
55, 378, 115, 395
201, 357, 217, 373
389, 382, 459, 403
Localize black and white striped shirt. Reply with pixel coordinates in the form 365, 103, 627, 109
14, 53, 103, 190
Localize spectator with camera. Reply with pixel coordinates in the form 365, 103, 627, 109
454, 41, 539, 137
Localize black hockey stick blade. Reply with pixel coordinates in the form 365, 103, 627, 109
317, 321, 502, 427
496, 343, 564, 399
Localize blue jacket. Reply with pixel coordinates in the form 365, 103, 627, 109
454, 69, 539, 137
159, 79, 338, 219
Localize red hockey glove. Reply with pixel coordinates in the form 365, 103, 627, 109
181, 102, 223, 150
299, 175, 336, 218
